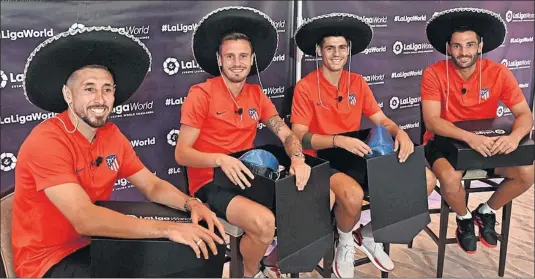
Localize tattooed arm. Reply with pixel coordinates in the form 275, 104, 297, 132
264, 115, 310, 190
265, 115, 304, 158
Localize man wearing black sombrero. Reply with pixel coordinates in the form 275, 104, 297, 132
421, 7, 534, 254
291, 13, 438, 277
175, 6, 311, 278
12, 26, 226, 278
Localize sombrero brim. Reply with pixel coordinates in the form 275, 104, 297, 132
23, 26, 152, 113
192, 6, 278, 77
426, 8, 507, 55
294, 13, 373, 57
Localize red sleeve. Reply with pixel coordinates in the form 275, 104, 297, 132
180, 85, 210, 129
24, 131, 79, 192
360, 77, 382, 117
258, 87, 279, 122
116, 129, 145, 179
420, 68, 442, 101
290, 80, 314, 126
499, 66, 526, 108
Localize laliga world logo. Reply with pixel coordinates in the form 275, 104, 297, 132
393, 41, 403, 55
69, 23, 85, 32
167, 129, 180, 146
390, 96, 400, 109
163, 57, 179, 75
0, 152, 17, 172
506, 10, 513, 22
0, 70, 7, 89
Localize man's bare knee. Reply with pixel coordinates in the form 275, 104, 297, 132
426, 168, 437, 195
504, 165, 535, 189
249, 210, 275, 245
338, 183, 364, 217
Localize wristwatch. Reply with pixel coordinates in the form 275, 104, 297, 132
292, 151, 305, 159
184, 197, 202, 212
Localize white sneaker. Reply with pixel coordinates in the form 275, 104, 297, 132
353, 226, 394, 272
333, 241, 355, 278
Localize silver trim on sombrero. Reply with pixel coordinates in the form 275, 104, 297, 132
191, 6, 280, 75
426, 7, 508, 46
293, 12, 375, 52
22, 25, 153, 108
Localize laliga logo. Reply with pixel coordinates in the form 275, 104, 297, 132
506, 10, 513, 22
390, 96, 400, 109
163, 57, 179, 75
495, 129, 506, 135
167, 129, 180, 146
501, 59, 508, 66
69, 23, 85, 32
0, 70, 7, 89
393, 41, 403, 55
0, 152, 17, 172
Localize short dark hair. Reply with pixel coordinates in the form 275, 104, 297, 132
318, 35, 349, 49
218, 32, 253, 54
66, 64, 113, 86
448, 26, 481, 45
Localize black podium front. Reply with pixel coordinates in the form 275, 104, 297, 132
90, 201, 226, 278
317, 129, 431, 244
433, 117, 535, 170
213, 144, 333, 274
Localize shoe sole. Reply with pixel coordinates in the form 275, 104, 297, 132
455, 231, 476, 255
354, 244, 394, 273
478, 232, 498, 248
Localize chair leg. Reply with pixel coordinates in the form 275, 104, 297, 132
322, 242, 335, 278
381, 243, 390, 278
229, 235, 244, 278
498, 201, 513, 277
408, 239, 413, 248
290, 273, 300, 278
436, 198, 449, 278
463, 180, 471, 206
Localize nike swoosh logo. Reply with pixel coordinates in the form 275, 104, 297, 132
216, 111, 227, 115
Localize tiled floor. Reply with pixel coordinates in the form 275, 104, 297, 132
222, 180, 534, 278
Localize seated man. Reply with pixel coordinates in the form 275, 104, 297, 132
291, 13, 438, 277
12, 27, 225, 278
422, 8, 534, 253
175, 7, 311, 278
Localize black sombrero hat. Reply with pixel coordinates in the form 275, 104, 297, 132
294, 13, 373, 57
426, 7, 507, 55
192, 6, 279, 77
23, 26, 152, 113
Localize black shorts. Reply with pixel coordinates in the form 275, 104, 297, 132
328, 167, 368, 190
194, 182, 240, 220
43, 245, 91, 278
424, 140, 495, 176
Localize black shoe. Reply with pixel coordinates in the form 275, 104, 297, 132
455, 216, 477, 254
473, 204, 498, 248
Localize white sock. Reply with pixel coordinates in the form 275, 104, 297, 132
337, 227, 353, 245
457, 210, 472, 220
478, 202, 496, 214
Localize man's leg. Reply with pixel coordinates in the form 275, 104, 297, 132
426, 141, 477, 253
329, 171, 363, 278
43, 245, 91, 278
473, 164, 534, 248
196, 183, 275, 277
425, 166, 438, 196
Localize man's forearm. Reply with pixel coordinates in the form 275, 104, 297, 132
283, 133, 304, 157
175, 145, 223, 168
380, 117, 403, 137
426, 116, 473, 142
301, 132, 337, 150
77, 205, 174, 239
509, 113, 534, 142
143, 179, 191, 210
